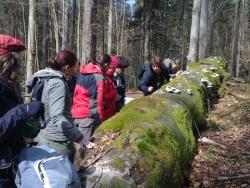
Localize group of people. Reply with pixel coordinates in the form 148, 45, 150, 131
0, 34, 129, 187
138, 55, 182, 96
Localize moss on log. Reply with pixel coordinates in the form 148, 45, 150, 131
79, 57, 228, 188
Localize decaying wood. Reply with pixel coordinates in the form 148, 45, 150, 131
217, 174, 250, 181
198, 137, 227, 149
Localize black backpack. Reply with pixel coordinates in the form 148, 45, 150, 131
22, 78, 47, 138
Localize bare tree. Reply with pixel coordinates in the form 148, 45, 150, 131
187, 0, 201, 63
107, 0, 113, 54
230, 0, 241, 77
26, 0, 36, 82
81, 0, 94, 64
62, 0, 69, 49
199, 0, 208, 60
51, 1, 59, 52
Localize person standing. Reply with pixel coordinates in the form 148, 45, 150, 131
0, 34, 42, 188
28, 50, 94, 163
113, 56, 129, 112
71, 54, 112, 140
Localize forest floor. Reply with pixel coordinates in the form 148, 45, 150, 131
126, 78, 250, 187
188, 78, 250, 188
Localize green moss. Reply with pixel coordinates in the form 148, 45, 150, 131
89, 57, 226, 187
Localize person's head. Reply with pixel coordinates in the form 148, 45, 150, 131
0, 34, 25, 86
115, 56, 129, 74
47, 50, 78, 77
106, 56, 118, 77
149, 56, 162, 75
172, 58, 181, 71
96, 54, 111, 72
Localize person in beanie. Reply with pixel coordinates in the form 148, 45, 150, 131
0, 34, 42, 188
28, 50, 95, 163
113, 56, 129, 112
71, 54, 111, 140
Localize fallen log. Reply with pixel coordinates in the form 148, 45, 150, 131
78, 57, 229, 188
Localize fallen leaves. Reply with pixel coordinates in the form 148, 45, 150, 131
188, 80, 250, 187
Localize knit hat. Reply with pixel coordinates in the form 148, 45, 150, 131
0, 34, 25, 56
110, 56, 119, 69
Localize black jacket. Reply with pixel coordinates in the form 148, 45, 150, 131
138, 64, 165, 96
0, 78, 26, 163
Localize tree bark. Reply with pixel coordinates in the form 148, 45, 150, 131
230, 0, 241, 77
77, 0, 81, 59
207, 0, 215, 56
187, 0, 201, 63
198, 0, 208, 60
82, 0, 94, 64
62, 0, 69, 49
51, 1, 59, 52
26, 0, 36, 83
107, 0, 113, 54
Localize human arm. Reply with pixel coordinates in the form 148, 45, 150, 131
138, 69, 154, 95
0, 101, 41, 143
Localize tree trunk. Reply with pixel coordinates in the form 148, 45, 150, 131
69, 0, 77, 50
77, 0, 81, 59
120, 0, 126, 55
187, 0, 201, 63
176, 0, 185, 57
82, 0, 94, 63
62, 0, 69, 49
26, 0, 36, 83
230, 0, 241, 77
51, 2, 59, 52
107, 0, 113, 54
198, 0, 208, 60
207, 0, 215, 56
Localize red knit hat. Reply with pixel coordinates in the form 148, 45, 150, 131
0, 34, 25, 56
110, 56, 119, 69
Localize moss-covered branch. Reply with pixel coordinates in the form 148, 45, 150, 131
79, 57, 229, 188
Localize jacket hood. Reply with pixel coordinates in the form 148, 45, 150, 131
80, 61, 103, 74
26, 68, 65, 91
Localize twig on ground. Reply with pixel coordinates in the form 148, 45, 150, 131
217, 174, 250, 181
198, 137, 227, 150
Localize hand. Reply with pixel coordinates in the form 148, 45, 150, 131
148, 86, 154, 92
78, 138, 95, 150
25, 101, 43, 117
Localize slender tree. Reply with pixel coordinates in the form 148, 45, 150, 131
26, 0, 36, 82
107, 0, 113, 54
187, 0, 201, 63
199, 0, 208, 60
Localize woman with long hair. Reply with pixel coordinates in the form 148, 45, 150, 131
0, 34, 42, 188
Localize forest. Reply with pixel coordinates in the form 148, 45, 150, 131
0, 0, 249, 90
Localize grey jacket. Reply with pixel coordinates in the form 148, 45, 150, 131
26, 68, 83, 142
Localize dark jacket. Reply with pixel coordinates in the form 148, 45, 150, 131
0, 78, 27, 167
113, 72, 126, 110
138, 64, 165, 96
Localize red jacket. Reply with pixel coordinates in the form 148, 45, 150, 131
102, 75, 117, 120
71, 60, 105, 121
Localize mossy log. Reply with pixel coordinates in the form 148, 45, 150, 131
79, 57, 229, 188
